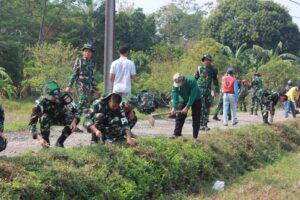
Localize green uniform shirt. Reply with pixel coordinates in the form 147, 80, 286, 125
172, 76, 201, 109
28, 93, 79, 131
251, 76, 263, 93
84, 99, 130, 131
194, 65, 220, 93
258, 89, 279, 107
68, 57, 97, 90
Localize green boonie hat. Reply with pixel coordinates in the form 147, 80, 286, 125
43, 80, 60, 96
122, 95, 139, 107
201, 54, 212, 62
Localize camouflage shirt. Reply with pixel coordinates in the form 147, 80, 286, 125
257, 89, 279, 107
84, 99, 130, 137
0, 105, 4, 132
68, 57, 97, 90
239, 84, 249, 97
29, 93, 79, 129
194, 65, 220, 93
251, 76, 263, 93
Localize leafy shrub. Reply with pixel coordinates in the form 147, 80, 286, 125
1, 121, 300, 199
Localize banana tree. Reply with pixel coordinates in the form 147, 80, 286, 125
0, 67, 15, 98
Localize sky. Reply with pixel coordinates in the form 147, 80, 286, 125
116, 0, 300, 28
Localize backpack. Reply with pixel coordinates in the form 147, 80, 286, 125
137, 91, 156, 114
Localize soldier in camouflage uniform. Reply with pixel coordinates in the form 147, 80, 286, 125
257, 89, 287, 124
212, 91, 231, 121
29, 81, 80, 148
239, 80, 250, 112
65, 43, 99, 117
84, 93, 136, 145
250, 73, 263, 115
0, 105, 7, 152
120, 95, 139, 129
194, 54, 220, 131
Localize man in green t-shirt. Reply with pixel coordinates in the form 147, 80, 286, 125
170, 73, 202, 143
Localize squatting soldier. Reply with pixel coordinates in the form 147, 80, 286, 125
65, 43, 99, 117
194, 54, 220, 131
170, 73, 202, 143
120, 95, 139, 129
84, 93, 137, 145
29, 81, 80, 148
250, 72, 263, 115
0, 105, 7, 152
257, 89, 287, 124
239, 80, 250, 112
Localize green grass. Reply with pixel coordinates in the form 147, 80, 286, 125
1, 98, 34, 132
1, 120, 300, 199
188, 152, 300, 200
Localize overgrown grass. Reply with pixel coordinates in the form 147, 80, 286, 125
189, 152, 300, 200
1, 120, 300, 199
1, 98, 34, 132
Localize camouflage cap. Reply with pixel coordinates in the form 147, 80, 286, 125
201, 54, 212, 62
101, 93, 122, 103
82, 43, 95, 52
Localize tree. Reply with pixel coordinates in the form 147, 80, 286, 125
0, 67, 15, 98
22, 42, 78, 93
155, 0, 205, 43
115, 8, 157, 51
204, 0, 300, 54
258, 57, 300, 91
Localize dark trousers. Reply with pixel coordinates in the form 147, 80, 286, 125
174, 99, 201, 139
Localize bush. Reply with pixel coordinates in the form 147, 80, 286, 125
1, 120, 300, 199
258, 57, 300, 91
22, 42, 79, 93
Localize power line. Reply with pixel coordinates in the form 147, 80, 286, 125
288, 0, 300, 6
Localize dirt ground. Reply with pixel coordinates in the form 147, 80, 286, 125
0, 110, 292, 157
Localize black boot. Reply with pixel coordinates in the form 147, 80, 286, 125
213, 115, 221, 121
254, 110, 258, 116
250, 108, 254, 115
55, 134, 67, 148
91, 133, 100, 145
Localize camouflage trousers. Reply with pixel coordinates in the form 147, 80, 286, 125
250, 92, 260, 113
239, 94, 248, 111
128, 111, 137, 130
90, 114, 129, 143
39, 113, 79, 145
76, 86, 98, 116
199, 89, 212, 126
261, 103, 275, 123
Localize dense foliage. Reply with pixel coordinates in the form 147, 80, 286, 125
204, 0, 300, 53
1, 120, 300, 199
0, 0, 300, 98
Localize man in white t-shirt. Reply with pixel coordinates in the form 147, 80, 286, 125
109, 47, 136, 97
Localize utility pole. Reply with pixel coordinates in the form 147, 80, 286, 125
104, 0, 115, 93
